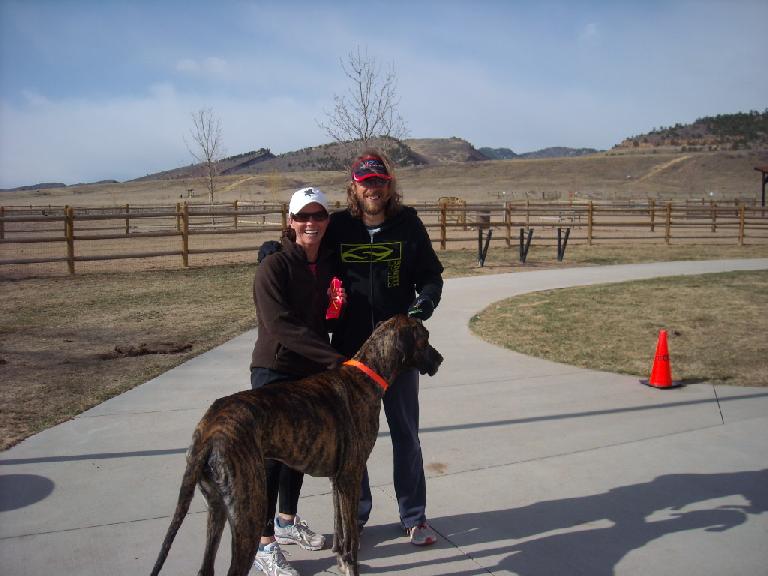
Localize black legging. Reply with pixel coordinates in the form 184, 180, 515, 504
251, 367, 304, 537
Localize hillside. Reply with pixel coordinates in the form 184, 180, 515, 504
479, 147, 517, 160
479, 146, 600, 160
519, 147, 599, 159
226, 138, 427, 175
614, 110, 768, 152
406, 137, 488, 163
129, 138, 428, 182
133, 137, 603, 183
131, 148, 275, 181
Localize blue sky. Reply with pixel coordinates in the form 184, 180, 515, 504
1, 0, 766, 188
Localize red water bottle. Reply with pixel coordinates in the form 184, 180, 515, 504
326, 277, 344, 319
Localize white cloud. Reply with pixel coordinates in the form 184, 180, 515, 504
0, 85, 329, 188
175, 56, 230, 77
175, 58, 199, 73
20, 89, 50, 107
579, 22, 600, 46
202, 57, 229, 75
1, 91, 186, 187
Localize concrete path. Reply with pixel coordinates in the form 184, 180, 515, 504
2, 259, 767, 576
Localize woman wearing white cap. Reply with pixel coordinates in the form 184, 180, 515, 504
249, 187, 346, 576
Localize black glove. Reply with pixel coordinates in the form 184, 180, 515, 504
258, 240, 282, 264
407, 294, 435, 321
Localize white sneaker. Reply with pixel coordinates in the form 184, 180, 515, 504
274, 515, 326, 550
253, 542, 299, 576
407, 522, 437, 546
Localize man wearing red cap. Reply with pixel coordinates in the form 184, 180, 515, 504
325, 148, 443, 546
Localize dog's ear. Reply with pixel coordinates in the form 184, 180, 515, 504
394, 321, 416, 363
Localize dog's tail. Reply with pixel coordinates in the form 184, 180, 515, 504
149, 429, 208, 576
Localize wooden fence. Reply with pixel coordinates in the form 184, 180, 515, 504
1, 199, 767, 275
0, 201, 288, 275
422, 199, 768, 249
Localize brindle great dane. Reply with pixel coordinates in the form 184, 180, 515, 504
150, 314, 443, 576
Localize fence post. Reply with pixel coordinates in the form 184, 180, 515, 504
505, 202, 511, 248
587, 201, 593, 246
233, 200, 239, 230
525, 198, 530, 231
65, 206, 75, 275
440, 204, 447, 250
0, 206, 4, 240
557, 227, 571, 262
181, 203, 190, 267
176, 202, 181, 232
649, 198, 655, 232
738, 206, 745, 245
124, 204, 130, 235
711, 201, 717, 232
478, 228, 492, 266
519, 228, 533, 263
665, 202, 672, 245
281, 203, 288, 232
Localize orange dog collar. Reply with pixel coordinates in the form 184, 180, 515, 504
343, 360, 389, 391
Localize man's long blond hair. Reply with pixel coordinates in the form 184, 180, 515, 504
346, 148, 402, 219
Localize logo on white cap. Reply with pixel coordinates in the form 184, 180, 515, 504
289, 187, 329, 215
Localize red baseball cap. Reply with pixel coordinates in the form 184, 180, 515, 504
352, 156, 392, 182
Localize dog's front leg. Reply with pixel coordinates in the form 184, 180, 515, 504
334, 474, 361, 576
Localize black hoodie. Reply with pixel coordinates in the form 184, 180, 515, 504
326, 206, 444, 357
250, 236, 345, 376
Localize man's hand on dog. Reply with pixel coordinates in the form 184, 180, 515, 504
407, 294, 434, 320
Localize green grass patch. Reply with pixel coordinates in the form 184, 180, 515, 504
470, 270, 768, 386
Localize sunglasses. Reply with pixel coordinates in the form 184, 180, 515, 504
358, 177, 390, 188
291, 210, 329, 223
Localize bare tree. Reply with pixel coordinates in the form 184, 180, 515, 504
319, 46, 408, 145
186, 108, 223, 205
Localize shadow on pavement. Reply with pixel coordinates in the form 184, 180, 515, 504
295, 469, 768, 576
0, 474, 55, 512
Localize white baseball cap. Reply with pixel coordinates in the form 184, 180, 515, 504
289, 187, 329, 215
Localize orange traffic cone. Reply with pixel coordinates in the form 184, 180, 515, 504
641, 330, 681, 389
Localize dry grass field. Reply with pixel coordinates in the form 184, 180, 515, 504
0, 264, 256, 451
4, 149, 767, 208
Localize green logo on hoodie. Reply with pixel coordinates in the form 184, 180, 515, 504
340, 242, 402, 263
341, 242, 402, 287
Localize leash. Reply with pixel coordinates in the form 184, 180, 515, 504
343, 360, 389, 392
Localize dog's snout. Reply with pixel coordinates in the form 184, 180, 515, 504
430, 346, 443, 373
419, 345, 443, 377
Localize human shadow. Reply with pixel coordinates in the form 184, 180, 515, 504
301, 469, 768, 575
0, 474, 55, 511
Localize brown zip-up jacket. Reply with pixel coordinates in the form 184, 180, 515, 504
250, 236, 345, 377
